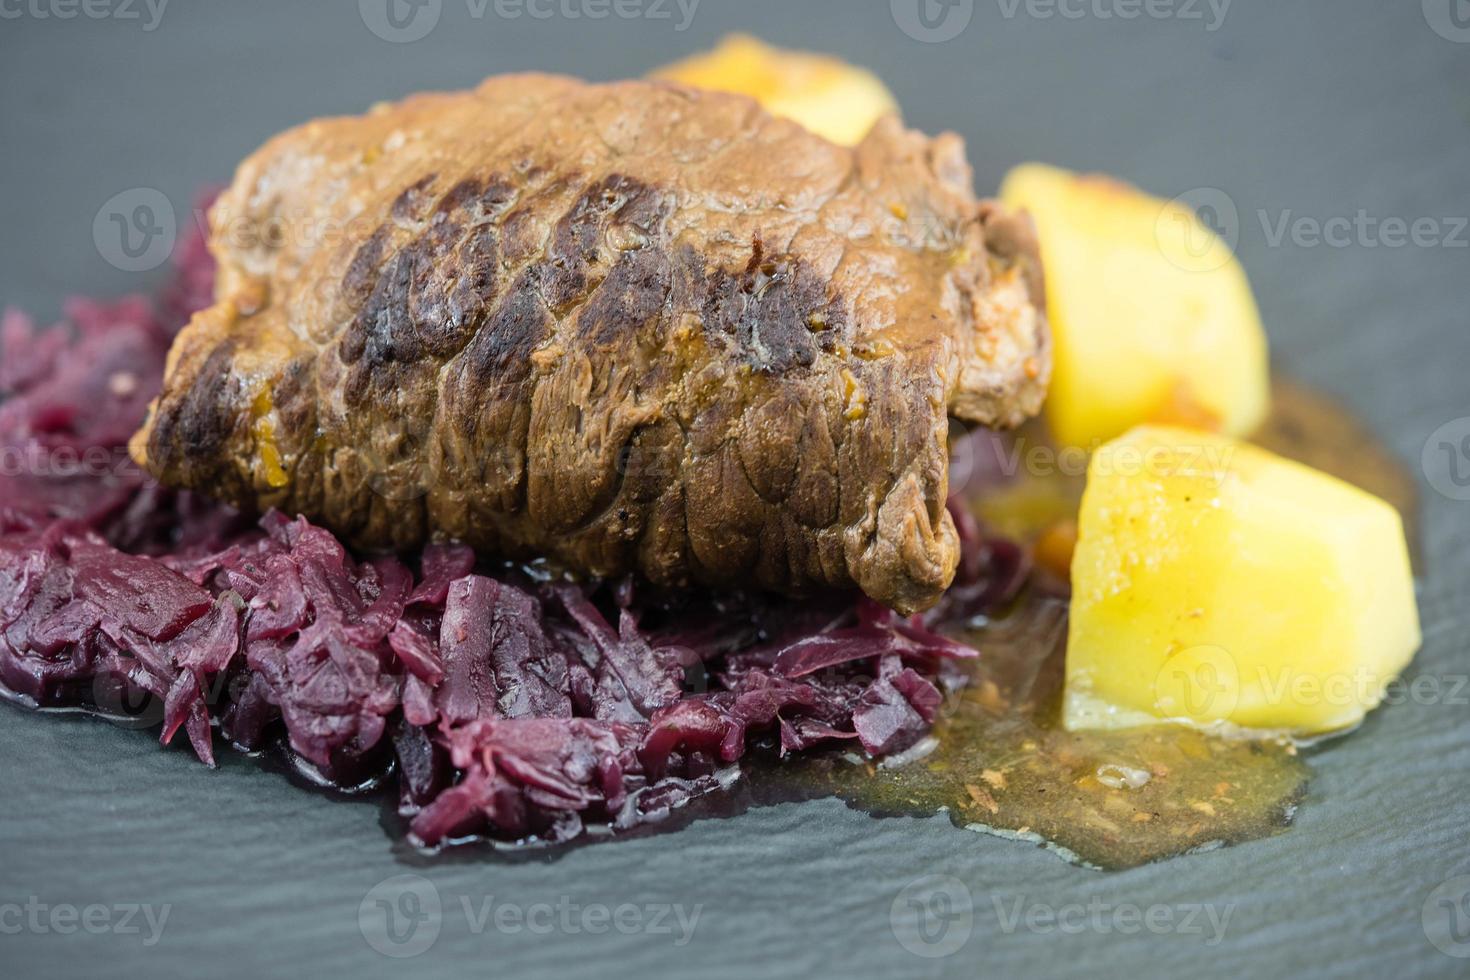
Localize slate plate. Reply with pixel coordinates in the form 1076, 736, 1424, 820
1, 2, 1466, 977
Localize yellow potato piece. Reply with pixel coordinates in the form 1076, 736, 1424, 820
1001, 163, 1270, 448
652, 34, 898, 147
1064, 426, 1420, 736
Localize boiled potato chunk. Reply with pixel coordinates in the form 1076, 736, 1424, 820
652, 34, 897, 147
1000, 163, 1270, 448
1064, 426, 1420, 736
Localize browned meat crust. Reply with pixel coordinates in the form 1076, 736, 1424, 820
131, 74, 1049, 614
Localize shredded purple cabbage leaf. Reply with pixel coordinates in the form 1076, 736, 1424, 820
0, 192, 1030, 848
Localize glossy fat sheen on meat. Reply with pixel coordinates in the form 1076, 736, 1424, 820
131, 74, 1049, 614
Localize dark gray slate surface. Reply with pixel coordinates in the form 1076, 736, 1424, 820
0, 1, 1466, 977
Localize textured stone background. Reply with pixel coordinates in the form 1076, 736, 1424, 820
1, 2, 1466, 977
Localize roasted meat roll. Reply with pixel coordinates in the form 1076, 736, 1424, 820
131, 74, 1049, 613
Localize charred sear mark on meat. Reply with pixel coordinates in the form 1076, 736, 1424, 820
703, 239, 848, 374
147, 339, 240, 478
